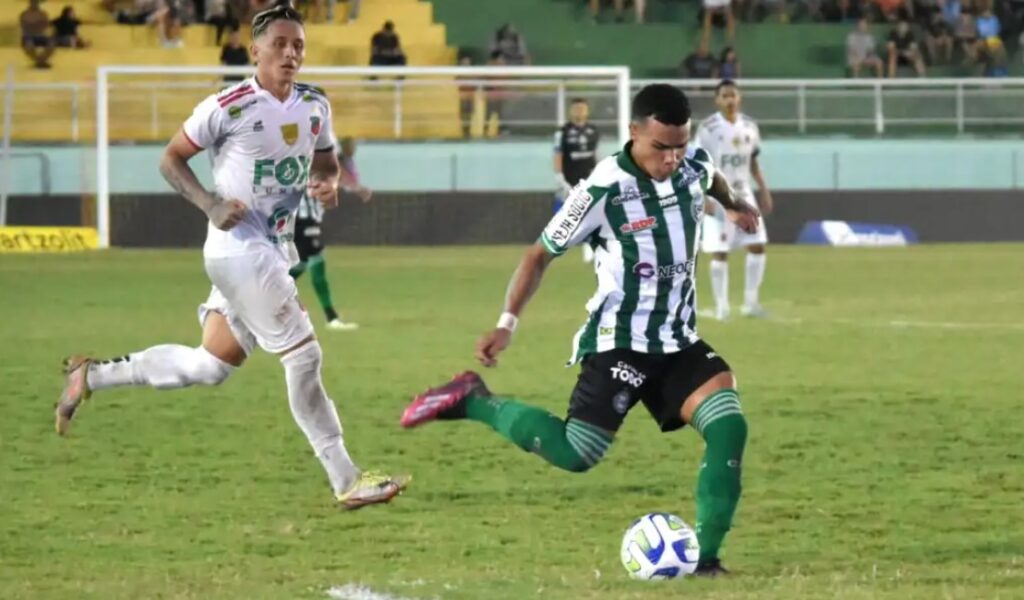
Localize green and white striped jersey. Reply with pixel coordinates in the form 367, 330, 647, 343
539, 142, 716, 364
296, 189, 324, 222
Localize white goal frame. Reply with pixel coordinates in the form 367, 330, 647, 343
94, 65, 632, 248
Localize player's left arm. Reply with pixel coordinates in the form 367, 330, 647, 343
750, 152, 773, 215
693, 147, 759, 234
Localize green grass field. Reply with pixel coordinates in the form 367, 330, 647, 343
2, 244, 1023, 600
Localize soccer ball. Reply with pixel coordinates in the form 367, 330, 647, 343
620, 513, 700, 580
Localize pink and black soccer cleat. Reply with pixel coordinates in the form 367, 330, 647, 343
400, 371, 490, 429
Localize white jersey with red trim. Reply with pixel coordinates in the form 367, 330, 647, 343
182, 77, 334, 258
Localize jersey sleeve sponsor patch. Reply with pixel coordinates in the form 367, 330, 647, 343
540, 182, 603, 255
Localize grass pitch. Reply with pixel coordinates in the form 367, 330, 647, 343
1, 244, 1022, 599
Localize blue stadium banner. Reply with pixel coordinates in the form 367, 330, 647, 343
797, 221, 919, 247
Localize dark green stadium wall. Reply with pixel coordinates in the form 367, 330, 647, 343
430, 0, 1020, 78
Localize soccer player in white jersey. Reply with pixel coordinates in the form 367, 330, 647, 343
54, 5, 408, 510
401, 85, 759, 575
696, 80, 774, 320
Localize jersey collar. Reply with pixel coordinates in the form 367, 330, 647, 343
616, 142, 647, 180
250, 75, 297, 105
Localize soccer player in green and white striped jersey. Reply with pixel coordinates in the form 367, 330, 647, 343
401, 84, 760, 575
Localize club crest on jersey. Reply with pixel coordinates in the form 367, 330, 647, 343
310, 116, 321, 136
280, 123, 299, 145
619, 216, 657, 235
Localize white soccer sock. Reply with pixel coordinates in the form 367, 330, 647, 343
744, 253, 767, 307
281, 341, 359, 495
709, 259, 730, 312
87, 345, 234, 391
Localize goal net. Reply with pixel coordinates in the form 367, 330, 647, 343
95, 65, 631, 248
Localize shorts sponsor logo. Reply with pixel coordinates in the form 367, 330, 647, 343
632, 261, 690, 280
612, 389, 632, 415
610, 361, 645, 389
547, 184, 592, 243
619, 216, 657, 235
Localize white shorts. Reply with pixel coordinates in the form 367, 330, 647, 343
197, 249, 314, 355
700, 195, 768, 254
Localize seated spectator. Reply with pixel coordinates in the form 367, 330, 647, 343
973, 1, 1000, 48
490, 23, 531, 65
205, 0, 238, 45
719, 46, 742, 78
702, 0, 736, 47
847, 18, 884, 76
954, 11, 977, 62
978, 35, 1008, 76
116, 0, 159, 24
940, 0, 961, 23
220, 27, 250, 82
370, 21, 407, 67
52, 6, 88, 48
20, 0, 54, 69
887, 18, 926, 76
925, 11, 953, 63
153, 0, 185, 48
681, 43, 719, 78
457, 54, 476, 138
484, 51, 509, 136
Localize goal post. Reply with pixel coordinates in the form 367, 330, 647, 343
94, 65, 632, 248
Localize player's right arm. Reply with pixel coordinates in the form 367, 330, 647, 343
161, 96, 245, 230
475, 181, 606, 367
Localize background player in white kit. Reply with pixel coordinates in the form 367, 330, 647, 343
696, 80, 774, 320
54, 5, 408, 510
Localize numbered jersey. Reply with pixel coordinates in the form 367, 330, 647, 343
182, 77, 335, 258
695, 112, 760, 199
539, 144, 717, 363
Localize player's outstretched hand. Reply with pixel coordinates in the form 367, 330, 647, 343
308, 177, 339, 209
208, 199, 247, 231
475, 328, 512, 368
726, 203, 761, 234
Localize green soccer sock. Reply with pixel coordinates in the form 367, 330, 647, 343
463, 396, 613, 473
691, 388, 748, 564
307, 255, 339, 322
289, 261, 308, 279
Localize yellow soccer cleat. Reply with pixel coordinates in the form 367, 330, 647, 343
336, 471, 411, 510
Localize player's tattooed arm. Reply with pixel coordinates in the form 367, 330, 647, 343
708, 172, 760, 234
161, 131, 245, 231
475, 244, 556, 367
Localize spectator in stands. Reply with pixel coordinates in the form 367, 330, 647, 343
973, 1, 1000, 54
370, 21, 407, 67
874, 0, 906, 21
847, 18, 884, 76
681, 43, 719, 78
490, 23, 531, 65
116, 0, 158, 24
52, 6, 88, 48
20, 0, 55, 69
702, 0, 736, 47
954, 11, 977, 62
153, 0, 185, 48
924, 11, 954, 63
484, 51, 509, 136
457, 54, 476, 138
205, 0, 239, 45
719, 46, 742, 78
887, 18, 927, 76
589, 0, 625, 23
220, 27, 250, 82
978, 34, 1008, 75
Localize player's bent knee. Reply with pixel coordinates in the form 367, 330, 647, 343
192, 346, 234, 386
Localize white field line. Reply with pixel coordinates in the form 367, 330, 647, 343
765, 316, 1024, 331
326, 584, 435, 600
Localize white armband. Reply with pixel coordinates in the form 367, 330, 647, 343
496, 312, 519, 333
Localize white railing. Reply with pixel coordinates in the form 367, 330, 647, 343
4, 76, 1024, 145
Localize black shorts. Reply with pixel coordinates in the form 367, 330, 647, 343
568, 341, 731, 433
293, 217, 323, 262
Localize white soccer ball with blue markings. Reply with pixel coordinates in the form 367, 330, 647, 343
620, 513, 700, 580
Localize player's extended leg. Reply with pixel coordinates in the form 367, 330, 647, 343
708, 252, 730, 321
307, 254, 357, 330
741, 244, 767, 317
681, 371, 747, 575
55, 312, 244, 435
401, 372, 616, 472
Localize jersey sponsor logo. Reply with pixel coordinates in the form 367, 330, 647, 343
632, 261, 691, 280
619, 216, 657, 235
310, 116, 321, 135
598, 326, 615, 336
720, 154, 748, 168
547, 184, 592, 244
610, 361, 645, 389
609, 187, 648, 205
280, 123, 299, 145
252, 156, 311, 190
227, 99, 257, 119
